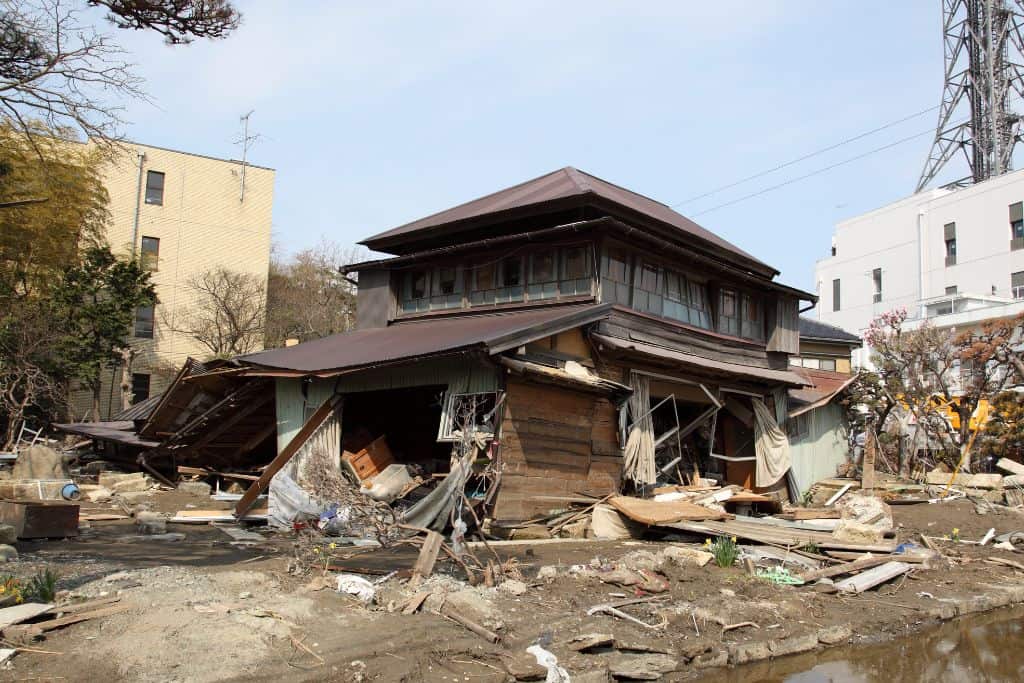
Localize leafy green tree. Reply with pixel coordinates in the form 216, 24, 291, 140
980, 391, 1024, 463
53, 245, 155, 420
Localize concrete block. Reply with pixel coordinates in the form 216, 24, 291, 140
177, 481, 211, 497
768, 635, 819, 657
729, 641, 770, 665
98, 472, 145, 489
110, 477, 152, 493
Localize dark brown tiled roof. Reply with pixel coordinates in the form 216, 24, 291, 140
361, 167, 771, 272
799, 317, 861, 344
240, 304, 612, 375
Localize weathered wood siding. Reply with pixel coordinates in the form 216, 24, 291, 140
766, 295, 799, 355
493, 377, 621, 522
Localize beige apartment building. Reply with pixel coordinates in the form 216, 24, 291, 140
69, 141, 274, 419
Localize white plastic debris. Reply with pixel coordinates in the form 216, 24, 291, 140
335, 574, 375, 603
526, 644, 570, 683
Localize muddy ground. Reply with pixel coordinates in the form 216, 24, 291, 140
2, 490, 1024, 682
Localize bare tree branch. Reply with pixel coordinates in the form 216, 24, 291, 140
88, 0, 239, 44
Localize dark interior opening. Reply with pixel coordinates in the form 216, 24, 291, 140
341, 385, 452, 474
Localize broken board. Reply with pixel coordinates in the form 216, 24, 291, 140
608, 495, 729, 526
0, 602, 53, 630
834, 561, 912, 593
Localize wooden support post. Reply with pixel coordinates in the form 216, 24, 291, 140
862, 430, 877, 492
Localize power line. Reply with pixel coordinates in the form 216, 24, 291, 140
690, 124, 956, 217
672, 104, 940, 207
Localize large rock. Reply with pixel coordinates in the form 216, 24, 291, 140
832, 519, 884, 545
12, 445, 68, 480
135, 511, 168, 535
0, 545, 17, 562
78, 484, 113, 503
0, 525, 15, 545
110, 476, 153, 493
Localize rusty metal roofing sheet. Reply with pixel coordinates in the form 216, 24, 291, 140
240, 304, 612, 375
360, 167, 769, 269
591, 333, 810, 387
53, 421, 160, 448
788, 367, 858, 417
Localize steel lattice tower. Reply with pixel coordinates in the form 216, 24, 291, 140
918, 0, 1024, 191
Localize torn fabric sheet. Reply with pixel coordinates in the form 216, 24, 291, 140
623, 374, 656, 485
753, 397, 791, 487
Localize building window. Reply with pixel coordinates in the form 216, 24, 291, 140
401, 270, 430, 313
787, 412, 809, 440
832, 279, 841, 311
145, 171, 165, 205
945, 285, 958, 295
134, 305, 155, 338
819, 358, 837, 372
527, 251, 558, 300
430, 265, 462, 310
944, 222, 957, 266
437, 391, 499, 441
469, 263, 496, 306
872, 268, 882, 303
495, 256, 524, 304
131, 373, 151, 403
662, 270, 711, 329
601, 247, 630, 305
1013, 271, 1024, 300
633, 261, 663, 316
741, 294, 763, 341
1012, 202, 1024, 250
718, 288, 739, 336
559, 246, 591, 296
140, 236, 159, 271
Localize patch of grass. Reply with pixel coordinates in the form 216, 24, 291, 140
23, 568, 58, 603
802, 542, 821, 555
706, 535, 739, 568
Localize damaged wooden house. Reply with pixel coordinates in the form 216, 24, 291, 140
228, 167, 817, 525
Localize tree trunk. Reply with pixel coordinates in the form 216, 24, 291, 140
91, 385, 101, 422
119, 347, 135, 412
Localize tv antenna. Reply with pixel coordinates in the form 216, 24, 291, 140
235, 110, 261, 202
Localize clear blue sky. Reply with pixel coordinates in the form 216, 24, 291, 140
109, 1, 972, 293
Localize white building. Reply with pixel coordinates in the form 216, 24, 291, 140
814, 168, 1024, 367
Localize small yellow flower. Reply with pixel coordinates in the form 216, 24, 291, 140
329, 543, 337, 550
704, 538, 712, 546
0, 586, 5, 594
952, 528, 959, 535
730, 536, 737, 543
313, 547, 321, 553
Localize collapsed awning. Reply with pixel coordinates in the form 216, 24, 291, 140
591, 334, 810, 388
787, 367, 858, 418
239, 304, 613, 377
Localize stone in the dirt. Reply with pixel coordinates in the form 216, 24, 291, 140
606, 653, 678, 680
0, 524, 16, 545
425, 588, 501, 629
135, 511, 168, 535
0, 544, 17, 562
537, 566, 559, 579
660, 545, 713, 567
832, 519, 884, 544
729, 640, 770, 665
678, 638, 713, 660
621, 549, 663, 571
239, 591, 252, 599
768, 635, 819, 657
12, 444, 68, 480
565, 633, 614, 652
498, 579, 528, 596
116, 491, 152, 505
693, 650, 728, 669
178, 481, 211, 497
817, 625, 852, 645
502, 651, 546, 680
571, 669, 611, 683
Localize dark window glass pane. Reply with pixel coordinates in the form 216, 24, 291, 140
502, 257, 523, 287
473, 264, 495, 292
410, 271, 428, 299
140, 236, 159, 270
833, 279, 841, 311
745, 295, 759, 322
530, 252, 555, 283
435, 266, 458, 295
562, 247, 588, 280
134, 305, 154, 338
640, 263, 659, 291
721, 291, 736, 317
666, 271, 682, 301
131, 373, 151, 402
145, 171, 164, 205
1014, 220, 1024, 239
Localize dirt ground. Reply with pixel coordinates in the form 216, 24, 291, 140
3, 490, 1024, 682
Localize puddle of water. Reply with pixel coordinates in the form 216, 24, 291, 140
697, 605, 1024, 683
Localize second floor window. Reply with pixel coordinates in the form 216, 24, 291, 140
944, 222, 957, 266
601, 248, 630, 305
431, 266, 461, 309
719, 289, 739, 336
663, 270, 710, 329
633, 261, 663, 316
496, 256, 524, 304
741, 294, 763, 341
145, 170, 165, 205
1013, 271, 1024, 300
141, 236, 159, 271
131, 373, 151, 402
1012, 202, 1024, 249
833, 278, 841, 311
134, 305, 155, 338
872, 268, 882, 303
528, 251, 557, 300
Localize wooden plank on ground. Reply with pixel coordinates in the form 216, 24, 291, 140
171, 508, 267, 523
862, 431, 877, 491
834, 561, 912, 593
996, 458, 1024, 476
0, 603, 53, 630
798, 554, 893, 582
825, 483, 853, 507
608, 496, 729, 526
234, 394, 342, 517
410, 531, 443, 588
780, 508, 842, 521
669, 519, 897, 553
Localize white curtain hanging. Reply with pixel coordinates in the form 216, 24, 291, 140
623, 374, 657, 486
753, 397, 791, 487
